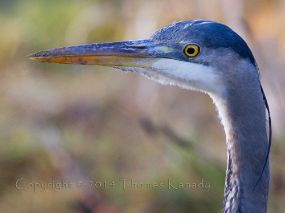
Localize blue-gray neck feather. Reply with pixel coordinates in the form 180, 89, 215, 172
211, 61, 269, 213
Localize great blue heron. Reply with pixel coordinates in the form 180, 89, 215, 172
30, 20, 271, 213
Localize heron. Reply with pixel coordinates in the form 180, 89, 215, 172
30, 20, 271, 212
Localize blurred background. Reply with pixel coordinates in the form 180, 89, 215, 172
0, 0, 284, 212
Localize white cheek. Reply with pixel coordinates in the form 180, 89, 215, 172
150, 59, 225, 94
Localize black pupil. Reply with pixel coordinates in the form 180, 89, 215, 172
186, 47, 195, 55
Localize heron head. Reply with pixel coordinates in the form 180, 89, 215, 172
30, 20, 257, 96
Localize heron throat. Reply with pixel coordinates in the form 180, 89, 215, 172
209, 64, 269, 213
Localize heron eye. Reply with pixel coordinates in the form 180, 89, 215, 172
183, 44, 200, 57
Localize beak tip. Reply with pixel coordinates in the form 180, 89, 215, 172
28, 50, 52, 62
29, 57, 40, 62
28, 53, 37, 60
28, 50, 44, 57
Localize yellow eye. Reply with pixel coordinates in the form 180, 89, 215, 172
183, 44, 200, 57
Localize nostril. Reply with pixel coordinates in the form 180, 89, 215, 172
127, 45, 146, 49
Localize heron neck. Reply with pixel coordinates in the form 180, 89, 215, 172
210, 73, 269, 212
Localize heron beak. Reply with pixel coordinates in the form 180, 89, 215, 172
29, 40, 169, 69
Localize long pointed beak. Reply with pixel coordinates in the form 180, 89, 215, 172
29, 40, 169, 68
